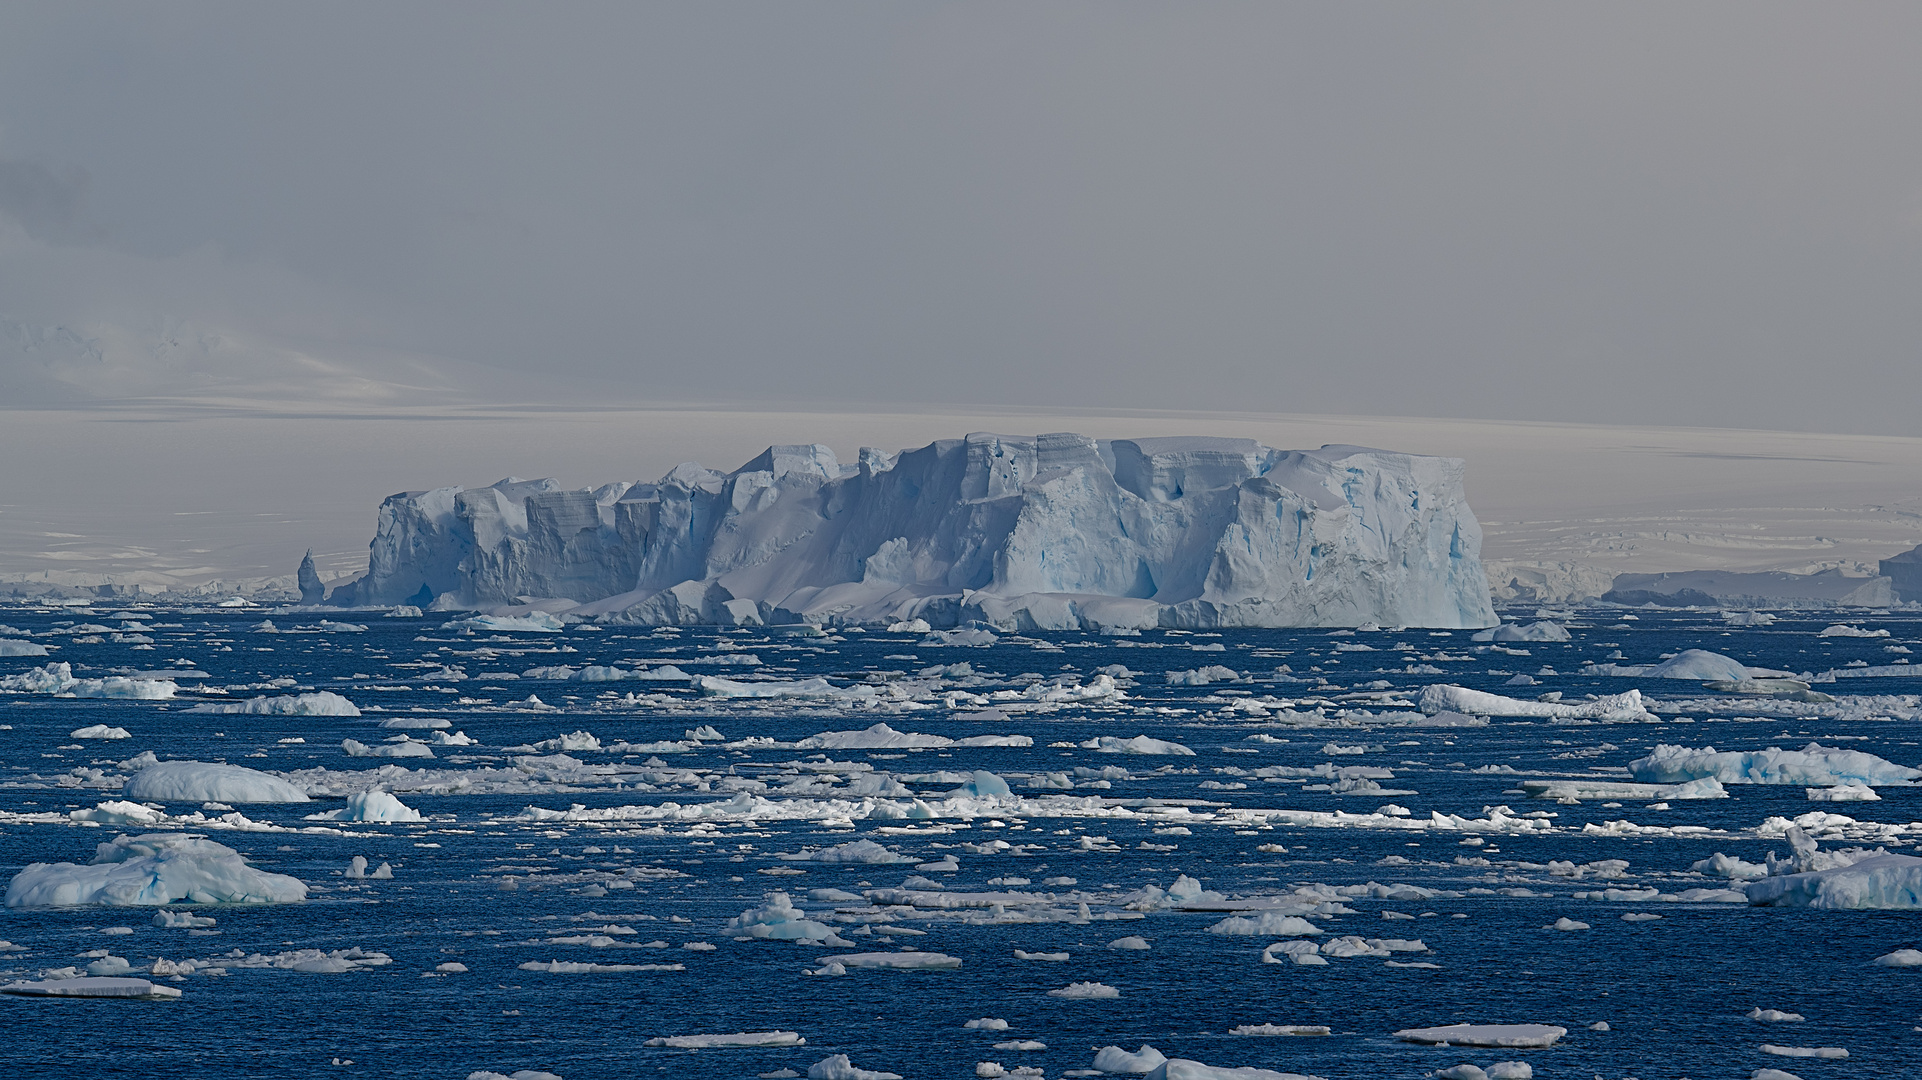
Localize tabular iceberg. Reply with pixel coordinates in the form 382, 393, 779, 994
326, 433, 1495, 629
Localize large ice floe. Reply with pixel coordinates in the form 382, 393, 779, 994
123, 761, 311, 804
5, 833, 308, 907
1418, 685, 1655, 722
322, 434, 1497, 629
1627, 744, 1919, 787
0, 662, 176, 699
187, 691, 360, 716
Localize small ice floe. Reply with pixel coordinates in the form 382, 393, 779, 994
1749, 1069, 1804, 1080
1417, 684, 1652, 721
1629, 743, 1918, 787
643, 1032, 805, 1048
1620, 913, 1661, 922
1092, 1045, 1167, 1073
306, 790, 423, 823
1546, 918, 1589, 931
814, 952, 960, 971
1082, 735, 1195, 756
154, 909, 215, 928
1208, 913, 1322, 937
344, 856, 393, 880
806, 1054, 902, 1080
0, 977, 181, 1000
1434, 1065, 1532, 1080
1807, 783, 1879, 802
1871, 948, 1922, 966
1471, 621, 1568, 643
1393, 1024, 1566, 1048
467, 1071, 562, 1080
1747, 1008, 1805, 1021
70, 724, 131, 740
1759, 1044, 1847, 1059
992, 1040, 1045, 1051
190, 692, 360, 716
1818, 624, 1888, 638
964, 1019, 1009, 1030
1109, 936, 1151, 950
342, 738, 434, 759
726, 893, 854, 945
1014, 950, 1069, 961
1227, 1025, 1329, 1036
1048, 981, 1119, 999
518, 961, 684, 973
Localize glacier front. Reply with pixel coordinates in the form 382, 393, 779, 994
326, 433, 1495, 630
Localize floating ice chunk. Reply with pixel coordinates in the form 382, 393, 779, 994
954, 771, 1013, 797
70, 724, 131, 740
342, 738, 435, 759
1818, 624, 1888, 638
189, 692, 360, 716
468, 1071, 562, 1080
887, 619, 932, 633
379, 717, 451, 729
153, 909, 215, 928
0, 639, 48, 656
1759, 1045, 1847, 1059
1642, 650, 1758, 680
307, 790, 423, 823
519, 961, 683, 973
797, 723, 949, 749
965, 1019, 1010, 1030
0, 977, 181, 1000
1418, 685, 1653, 721
1434, 1068, 1486, 1080
922, 629, 997, 647
1048, 981, 1119, 998
1547, 918, 1589, 931
1748, 1070, 1803, 1080
0, 662, 177, 699
1521, 778, 1725, 802
1807, 784, 1879, 802
1629, 743, 1918, 787
123, 761, 310, 804
1014, 950, 1069, 962
1227, 1025, 1329, 1036
726, 892, 850, 944
685, 725, 725, 741
807, 1054, 902, 1080
6, 833, 307, 908
1747, 1008, 1806, 1021
700, 676, 865, 700
817, 952, 961, 971
1208, 913, 1323, 937
436, 962, 469, 972
1082, 736, 1195, 756
789, 840, 914, 865
445, 613, 565, 633
1109, 936, 1151, 950
1167, 665, 1242, 686
344, 856, 394, 880
1471, 622, 1568, 642
1142, 1060, 1326, 1080
1393, 1024, 1565, 1048
1746, 852, 1922, 908
69, 800, 167, 826
1871, 948, 1922, 966
1093, 1045, 1168, 1073
643, 1032, 805, 1048
1484, 1067, 1531, 1080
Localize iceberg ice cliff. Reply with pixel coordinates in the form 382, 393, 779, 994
328, 434, 1495, 629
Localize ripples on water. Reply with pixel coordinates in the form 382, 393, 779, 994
2, 606, 1920, 1078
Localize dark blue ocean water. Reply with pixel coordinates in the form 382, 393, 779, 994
3, 605, 1921, 1079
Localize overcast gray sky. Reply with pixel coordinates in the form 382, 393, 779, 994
3, 3, 1920, 433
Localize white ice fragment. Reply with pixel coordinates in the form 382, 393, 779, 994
1109, 936, 1151, 950
1393, 1024, 1566, 1048
807, 1055, 901, 1080
1759, 1045, 1847, 1059
1047, 981, 1119, 999
342, 738, 435, 759
70, 725, 132, 740
1629, 743, 1918, 787
644, 1032, 805, 1048
816, 952, 961, 971
308, 790, 423, 823
0, 977, 181, 999
1871, 948, 1922, 966
1746, 853, 1922, 909
1082, 736, 1195, 756
189, 692, 360, 716
1092, 1045, 1168, 1073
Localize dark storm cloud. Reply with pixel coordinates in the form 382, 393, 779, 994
0, 2, 1919, 433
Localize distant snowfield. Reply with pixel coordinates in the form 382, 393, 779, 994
2, 403, 1919, 593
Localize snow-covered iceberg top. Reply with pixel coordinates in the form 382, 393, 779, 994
5, 833, 308, 908
327, 434, 1496, 629
1746, 853, 1922, 909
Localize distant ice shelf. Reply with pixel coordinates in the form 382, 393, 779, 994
324, 433, 1496, 630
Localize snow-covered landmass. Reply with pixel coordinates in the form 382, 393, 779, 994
325, 435, 1496, 629
123, 762, 312, 804
5, 833, 308, 907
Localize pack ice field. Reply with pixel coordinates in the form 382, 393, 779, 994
2, 607, 1921, 1079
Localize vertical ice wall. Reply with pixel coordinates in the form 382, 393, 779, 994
327, 433, 1496, 628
